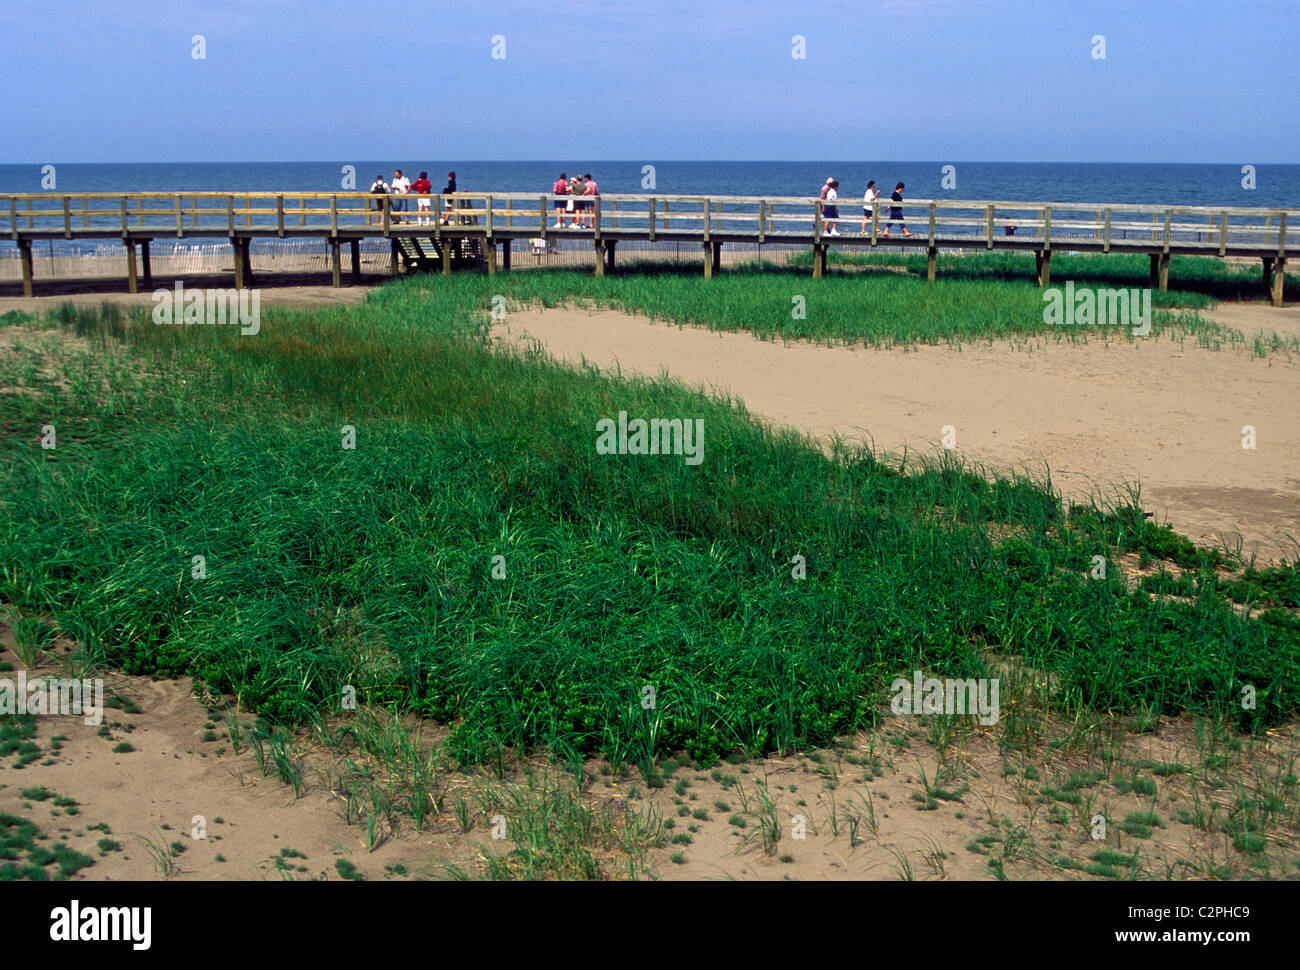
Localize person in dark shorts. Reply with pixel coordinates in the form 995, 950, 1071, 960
824, 179, 840, 235
440, 171, 457, 225
882, 181, 912, 237
552, 172, 568, 228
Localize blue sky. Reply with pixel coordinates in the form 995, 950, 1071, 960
2, 0, 1295, 163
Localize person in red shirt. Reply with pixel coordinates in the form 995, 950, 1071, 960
552, 172, 568, 228
410, 171, 433, 225
581, 174, 598, 229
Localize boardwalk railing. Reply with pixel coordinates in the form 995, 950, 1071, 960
4, 191, 1295, 303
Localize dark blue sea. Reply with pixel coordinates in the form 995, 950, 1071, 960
2, 161, 1296, 207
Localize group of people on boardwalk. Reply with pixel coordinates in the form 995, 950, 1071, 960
550, 172, 599, 228
369, 168, 456, 225
821, 177, 913, 237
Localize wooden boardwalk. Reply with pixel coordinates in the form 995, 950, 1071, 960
4, 191, 1296, 304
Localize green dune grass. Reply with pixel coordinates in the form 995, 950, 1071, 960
0, 280, 1296, 769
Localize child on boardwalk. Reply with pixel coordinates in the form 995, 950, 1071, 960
824, 179, 840, 235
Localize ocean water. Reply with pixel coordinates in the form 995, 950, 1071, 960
1, 161, 1296, 208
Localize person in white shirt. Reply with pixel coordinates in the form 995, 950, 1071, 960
390, 169, 411, 224
861, 180, 879, 234
824, 179, 840, 235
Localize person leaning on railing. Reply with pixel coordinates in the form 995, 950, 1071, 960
368, 175, 389, 226
440, 171, 457, 225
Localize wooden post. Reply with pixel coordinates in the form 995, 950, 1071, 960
1103, 209, 1112, 253
701, 241, 712, 279
927, 203, 936, 247
926, 246, 937, 282
1149, 253, 1160, 289
390, 238, 401, 275
594, 240, 605, 277
540, 196, 547, 240
758, 200, 766, 244
712, 240, 722, 276
1219, 211, 1228, 257
605, 239, 615, 274
298, 198, 306, 228
140, 240, 152, 289
985, 205, 994, 249
662, 200, 669, 230
233, 239, 245, 290
812, 244, 826, 279
501, 238, 511, 272
1035, 250, 1052, 287
349, 239, 361, 283
175, 196, 183, 237
871, 201, 879, 245
441, 243, 451, 276
330, 239, 341, 287
648, 198, 656, 241
1157, 253, 1169, 291
18, 238, 33, 297
276, 195, 285, 237
125, 240, 138, 294
245, 196, 252, 228
1272, 257, 1286, 307
62, 196, 71, 238
485, 239, 497, 276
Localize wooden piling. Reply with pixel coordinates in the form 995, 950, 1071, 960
18, 238, 33, 297
330, 239, 341, 288
701, 241, 712, 279
926, 246, 937, 282
140, 240, 152, 289
125, 240, 138, 294
232, 239, 245, 290
349, 239, 361, 283
1272, 257, 1286, 307
812, 244, 827, 279
594, 240, 606, 278
501, 239, 512, 272
390, 238, 401, 275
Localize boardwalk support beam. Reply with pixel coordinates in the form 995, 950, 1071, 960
1262, 257, 1286, 307
18, 238, 33, 297
501, 239, 511, 272
812, 244, 827, 279
1150, 252, 1169, 291
1034, 250, 1051, 287
594, 240, 606, 277
232, 239, 244, 290
329, 239, 341, 288
926, 246, 937, 283
702, 242, 712, 279
141, 240, 152, 289
604, 240, 615, 274
485, 240, 497, 276
125, 240, 138, 294
390, 238, 401, 275
349, 239, 361, 283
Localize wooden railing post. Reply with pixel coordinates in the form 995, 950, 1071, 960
593, 196, 600, 239
122, 196, 130, 237
330, 195, 338, 235
928, 202, 936, 246
298, 197, 306, 227
62, 196, 71, 238
226, 196, 234, 235
540, 196, 547, 239
1043, 206, 1051, 251
648, 198, 656, 241
276, 195, 285, 237
1163, 209, 1172, 254
1103, 208, 1112, 252
11, 197, 19, 238
663, 199, 670, 230
486, 194, 494, 239
985, 204, 994, 249
758, 200, 766, 244
871, 201, 879, 244
175, 196, 183, 237
245, 195, 252, 227
1278, 211, 1287, 258
702, 198, 709, 241
1219, 211, 1228, 256
814, 199, 823, 242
